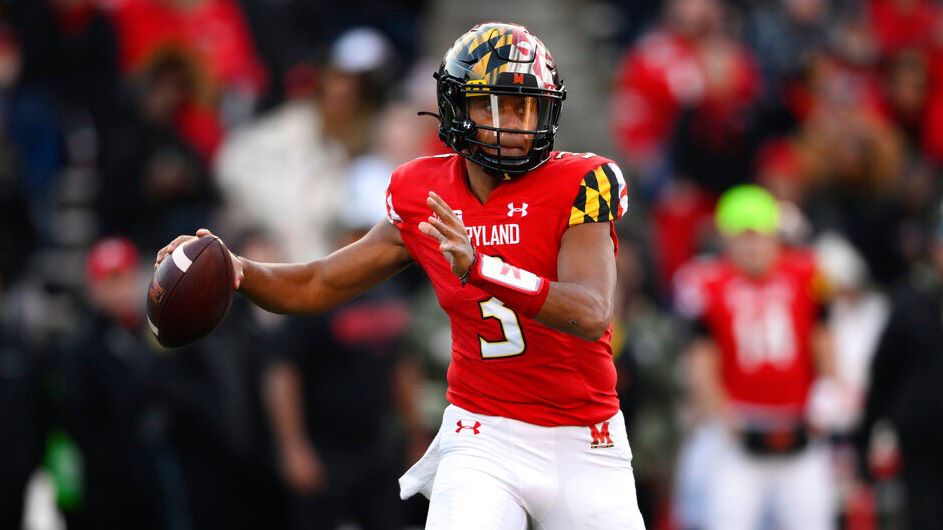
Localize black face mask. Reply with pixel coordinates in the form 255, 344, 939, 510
429, 23, 566, 175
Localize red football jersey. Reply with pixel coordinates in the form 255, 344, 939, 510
675, 250, 822, 412
386, 152, 628, 426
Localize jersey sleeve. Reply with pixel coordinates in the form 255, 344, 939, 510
568, 162, 629, 227
384, 167, 405, 228
385, 187, 403, 227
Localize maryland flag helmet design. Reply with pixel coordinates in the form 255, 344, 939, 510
434, 22, 566, 174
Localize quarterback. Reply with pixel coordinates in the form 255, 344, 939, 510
157, 22, 645, 529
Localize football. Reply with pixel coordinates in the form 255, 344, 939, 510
146, 235, 235, 348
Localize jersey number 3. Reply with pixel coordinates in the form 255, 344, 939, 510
478, 297, 525, 358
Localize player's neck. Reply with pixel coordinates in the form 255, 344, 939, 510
464, 160, 502, 204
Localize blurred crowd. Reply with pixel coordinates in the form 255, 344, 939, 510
0, 0, 941, 529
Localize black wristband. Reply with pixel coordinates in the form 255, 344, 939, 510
459, 250, 478, 286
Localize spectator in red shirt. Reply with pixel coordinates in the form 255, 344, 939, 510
108, 0, 266, 92
611, 0, 760, 195
106, 0, 268, 129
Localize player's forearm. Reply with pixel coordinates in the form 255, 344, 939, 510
238, 258, 333, 314
536, 282, 613, 341
464, 247, 614, 341
238, 220, 412, 314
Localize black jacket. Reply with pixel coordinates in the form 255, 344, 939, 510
860, 266, 943, 453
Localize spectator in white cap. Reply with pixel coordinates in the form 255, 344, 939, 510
329, 27, 395, 75
215, 27, 398, 262
320, 27, 397, 158
812, 232, 889, 435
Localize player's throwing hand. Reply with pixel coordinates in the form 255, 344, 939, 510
418, 191, 476, 279
154, 228, 244, 289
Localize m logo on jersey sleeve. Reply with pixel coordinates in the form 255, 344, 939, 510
568, 163, 628, 226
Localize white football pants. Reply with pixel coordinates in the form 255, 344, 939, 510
706, 428, 835, 530
400, 404, 646, 529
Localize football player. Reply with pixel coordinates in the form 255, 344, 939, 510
674, 185, 836, 530
157, 22, 644, 528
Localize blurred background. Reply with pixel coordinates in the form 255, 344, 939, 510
0, 0, 941, 528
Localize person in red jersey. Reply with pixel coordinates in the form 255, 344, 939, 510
674, 185, 837, 530
156, 22, 645, 529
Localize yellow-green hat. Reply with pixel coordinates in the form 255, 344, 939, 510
715, 185, 780, 236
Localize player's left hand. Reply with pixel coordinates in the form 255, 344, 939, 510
418, 191, 476, 278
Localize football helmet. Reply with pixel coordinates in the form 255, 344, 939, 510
432, 22, 565, 174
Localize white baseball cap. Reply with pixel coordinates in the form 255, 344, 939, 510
330, 27, 393, 74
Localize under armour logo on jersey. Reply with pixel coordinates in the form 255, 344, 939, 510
507, 202, 528, 217
456, 420, 481, 435
589, 422, 614, 448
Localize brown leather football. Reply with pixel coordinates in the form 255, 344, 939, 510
146, 235, 235, 348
